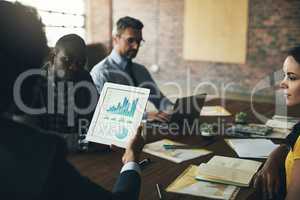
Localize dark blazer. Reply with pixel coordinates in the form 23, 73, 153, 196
0, 117, 141, 200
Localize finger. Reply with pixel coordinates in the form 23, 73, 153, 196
160, 112, 171, 119
158, 112, 171, 118
129, 126, 145, 149
147, 117, 155, 122
156, 114, 169, 122
160, 115, 170, 122
146, 112, 157, 121
152, 116, 165, 123
136, 125, 143, 136
130, 126, 143, 142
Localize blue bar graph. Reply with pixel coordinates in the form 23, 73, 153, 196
107, 97, 138, 117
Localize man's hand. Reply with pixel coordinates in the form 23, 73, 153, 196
122, 126, 145, 164
147, 111, 170, 123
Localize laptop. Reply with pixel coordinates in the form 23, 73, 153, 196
147, 93, 206, 132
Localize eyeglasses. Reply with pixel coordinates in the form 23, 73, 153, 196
119, 36, 145, 46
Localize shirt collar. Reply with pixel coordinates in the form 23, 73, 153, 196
109, 49, 129, 70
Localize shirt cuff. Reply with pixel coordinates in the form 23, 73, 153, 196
120, 161, 141, 175
160, 100, 175, 112
142, 112, 148, 120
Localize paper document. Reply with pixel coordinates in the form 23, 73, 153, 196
86, 83, 150, 148
273, 115, 299, 123
207, 156, 261, 173
266, 115, 299, 130
225, 126, 289, 139
196, 156, 262, 187
166, 165, 239, 200
250, 128, 289, 139
200, 106, 231, 116
143, 139, 212, 163
225, 139, 279, 158
266, 119, 296, 130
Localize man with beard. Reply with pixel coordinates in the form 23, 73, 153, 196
90, 16, 173, 122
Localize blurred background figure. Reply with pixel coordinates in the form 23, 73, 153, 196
0, 2, 144, 199
32, 34, 100, 152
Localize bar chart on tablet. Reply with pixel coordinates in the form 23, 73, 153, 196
106, 97, 138, 118
86, 83, 149, 147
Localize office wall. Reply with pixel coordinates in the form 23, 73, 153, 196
87, 0, 300, 97
86, 0, 111, 47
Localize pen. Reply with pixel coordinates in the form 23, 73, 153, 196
163, 140, 215, 150
156, 183, 163, 200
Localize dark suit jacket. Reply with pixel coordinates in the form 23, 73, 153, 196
0, 117, 141, 200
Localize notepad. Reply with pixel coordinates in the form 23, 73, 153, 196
266, 119, 295, 130
143, 139, 212, 163
200, 106, 231, 116
196, 156, 262, 187
166, 165, 239, 200
225, 125, 289, 139
225, 139, 279, 158
265, 115, 299, 130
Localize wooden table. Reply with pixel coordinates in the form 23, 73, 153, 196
68, 98, 278, 200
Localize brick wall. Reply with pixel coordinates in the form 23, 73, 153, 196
86, 0, 300, 97
86, 0, 112, 48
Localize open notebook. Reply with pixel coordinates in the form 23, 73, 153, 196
225, 139, 279, 158
196, 156, 262, 187
166, 165, 239, 200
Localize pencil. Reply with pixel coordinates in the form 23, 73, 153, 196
163, 140, 215, 150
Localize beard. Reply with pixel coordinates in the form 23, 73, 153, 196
125, 50, 138, 59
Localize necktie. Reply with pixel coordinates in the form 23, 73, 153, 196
124, 60, 137, 86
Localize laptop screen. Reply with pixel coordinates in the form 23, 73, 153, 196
171, 93, 206, 126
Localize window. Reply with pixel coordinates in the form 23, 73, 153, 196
7, 0, 86, 46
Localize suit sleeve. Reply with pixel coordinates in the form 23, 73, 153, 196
113, 170, 141, 200
46, 154, 141, 200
